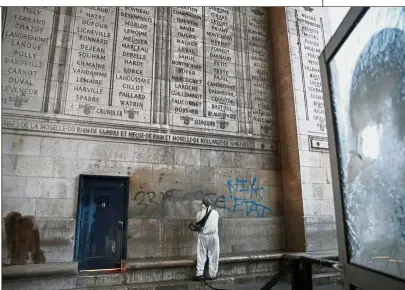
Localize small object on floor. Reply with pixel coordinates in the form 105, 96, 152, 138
193, 275, 204, 281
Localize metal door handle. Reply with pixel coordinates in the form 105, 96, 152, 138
118, 221, 124, 229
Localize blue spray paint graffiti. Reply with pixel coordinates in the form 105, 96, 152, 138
214, 177, 272, 217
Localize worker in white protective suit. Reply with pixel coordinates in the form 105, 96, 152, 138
195, 197, 220, 281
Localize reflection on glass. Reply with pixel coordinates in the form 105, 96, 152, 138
329, 7, 405, 280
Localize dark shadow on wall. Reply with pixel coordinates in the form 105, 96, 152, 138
4, 212, 45, 265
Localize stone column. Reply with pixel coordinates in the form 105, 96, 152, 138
152, 7, 169, 125
53, 7, 74, 114
269, 7, 337, 252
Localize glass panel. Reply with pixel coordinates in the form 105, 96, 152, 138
328, 8, 405, 280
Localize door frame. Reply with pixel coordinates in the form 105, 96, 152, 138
73, 174, 130, 268
319, 7, 405, 290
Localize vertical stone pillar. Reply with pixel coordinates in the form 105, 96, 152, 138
234, 7, 247, 134
269, 7, 337, 252
53, 7, 74, 114
152, 7, 169, 125
270, 7, 305, 251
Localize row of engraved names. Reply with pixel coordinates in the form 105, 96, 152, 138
2, 27, 270, 59
11, 6, 269, 17
2, 12, 269, 54
287, 9, 322, 30
2, 38, 271, 90
1, 97, 278, 130
61, 102, 277, 130
71, 7, 269, 29
1, 69, 272, 114
2, 55, 271, 89
4, 6, 269, 37
1, 72, 275, 115
59, 101, 277, 129
1, 56, 274, 99
2, 74, 274, 124
2, 32, 271, 65
4, 6, 269, 29
3, 12, 270, 47
2, 58, 271, 111
1, 77, 275, 115
2, 50, 270, 95
2, 46, 270, 82
3, 12, 269, 42
72, 6, 269, 18
2, 46, 271, 82
70, 6, 269, 26
1, 78, 276, 117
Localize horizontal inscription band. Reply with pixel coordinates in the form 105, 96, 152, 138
2, 117, 279, 152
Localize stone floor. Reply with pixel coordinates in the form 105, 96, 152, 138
201, 281, 342, 290
238, 284, 341, 290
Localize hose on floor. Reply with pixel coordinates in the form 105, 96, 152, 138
200, 261, 293, 290
201, 278, 229, 290
259, 260, 293, 290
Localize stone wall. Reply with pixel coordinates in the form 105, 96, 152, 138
1, 7, 285, 265
1, 134, 285, 263
269, 7, 337, 252
1, 6, 338, 266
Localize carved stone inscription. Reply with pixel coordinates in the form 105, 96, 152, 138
65, 7, 117, 118
296, 10, 326, 133
205, 7, 237, 132
245, 8, 277, 136
2, 7, 55, 111
2, 117, 280, 153
170, 7, 206, 129
113, 7, 155, 122
2, 7, 276, 139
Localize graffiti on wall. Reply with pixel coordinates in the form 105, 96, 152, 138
128, 168, 271, 218
131, 188, 216, 218
214, 177, 272, 217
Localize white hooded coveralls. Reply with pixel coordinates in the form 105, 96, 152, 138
196, 205, 220, 277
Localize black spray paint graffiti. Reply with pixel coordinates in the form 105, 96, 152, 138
132, 188, 216, 218
214, 177, 272, 217
133, 191, 160, 215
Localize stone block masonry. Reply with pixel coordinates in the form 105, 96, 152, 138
1, 8, 283, 264
2, 7, 279, 140
269, 7, 337, 252
1, 134, 285, 264
1, 6, 337, 269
